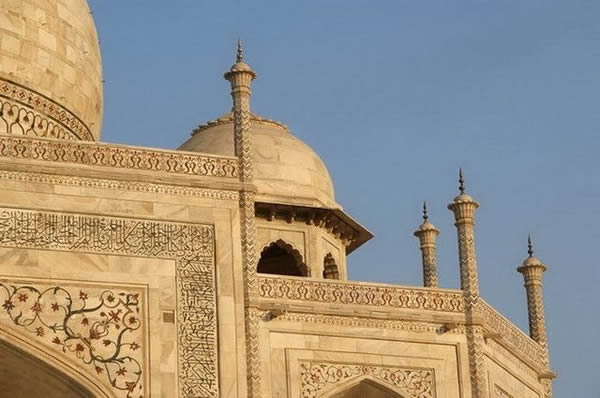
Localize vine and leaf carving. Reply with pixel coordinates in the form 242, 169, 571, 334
0, 282, 144, 397
300, 361, 434, 398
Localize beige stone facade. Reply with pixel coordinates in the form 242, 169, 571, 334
0, 2, 555, 398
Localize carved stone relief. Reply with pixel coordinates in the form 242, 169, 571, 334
494, 385, 514, 398
300, 361, 434, 398
0, 208, 218, 398
0, 78, 93, 141
0, 170, 239, 201
0, 136, 239, 179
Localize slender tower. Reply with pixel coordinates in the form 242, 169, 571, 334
414, 201, 440, 288
224, 41, 260, 397
224, 40, 258, 287
447, 169, 488, 398
517, 236, 554, 397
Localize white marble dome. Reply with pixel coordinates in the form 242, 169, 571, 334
0, 0, 103, 140
179, 112, 338, 208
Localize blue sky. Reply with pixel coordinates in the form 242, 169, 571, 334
88, 1, 600, 395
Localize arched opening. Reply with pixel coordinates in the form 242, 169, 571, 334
323, 377, 405, 398
257, 240, 309, 277
0, 339, 95, 398
323, 253, 340, 279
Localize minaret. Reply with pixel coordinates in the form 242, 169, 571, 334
224, 40, 258, 286
517, 236, 554, 397
224, 40, 257, 183
224, 41, 260, 397
414, 201, 440, 288
517, 236, 549, 353
447, 169, 487, 398
447, 169, 481, 305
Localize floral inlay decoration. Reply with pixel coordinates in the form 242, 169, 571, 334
0, 281, 145, 398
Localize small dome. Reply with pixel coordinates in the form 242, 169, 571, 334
178, 112, 337, 208
0, 0, 103, 140
521, 256, 543, 267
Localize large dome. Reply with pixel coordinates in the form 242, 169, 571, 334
0, 0, 103, 141
179, 112, 338, 208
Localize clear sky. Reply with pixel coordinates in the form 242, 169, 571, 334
88, 1, 599, 395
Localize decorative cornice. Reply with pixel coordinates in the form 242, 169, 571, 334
0, 78, 93, 141
274, 311, 466, 334
0, 170, 239, 201
479, 300, 547, 374
257, 276, 465, 313
255, 202, 373, 254
192, 111, 289, 135
0, 136, 239, 179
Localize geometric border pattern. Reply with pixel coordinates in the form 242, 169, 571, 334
0, 207, 218, 398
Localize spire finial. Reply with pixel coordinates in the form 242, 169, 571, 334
528, 234, 534, 258
459, 168, 465, 194
422, 201, 429, 222
236, 39, 244, 63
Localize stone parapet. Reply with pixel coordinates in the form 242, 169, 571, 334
256, 275, 465, 314
0, 135, 239, 179
479, 300, 549, 374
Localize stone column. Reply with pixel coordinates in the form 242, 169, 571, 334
224, 40, 258, 288
224, 41, 260, 397
447, 170, 488, 398
414, 202, 440, 288
517, 236, 554, 397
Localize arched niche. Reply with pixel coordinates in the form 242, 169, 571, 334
321, 375, 407, 398
257, 239, 310, 277
0, 327, 112, 398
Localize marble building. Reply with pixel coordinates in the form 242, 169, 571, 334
0, 1, 555, 397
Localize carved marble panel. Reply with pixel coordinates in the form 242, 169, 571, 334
0, 279, 146, 397
0, 208, 218, 398
300, 361, 434, 398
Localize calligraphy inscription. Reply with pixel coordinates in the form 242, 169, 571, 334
0, 208, 218, 398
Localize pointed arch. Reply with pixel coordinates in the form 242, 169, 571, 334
0, 326, 113, 398
320, 375, 408, 398
323, 253, 340, 280
257, 239, 310, 277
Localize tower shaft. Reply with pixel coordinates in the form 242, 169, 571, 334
448, 173, 488, 398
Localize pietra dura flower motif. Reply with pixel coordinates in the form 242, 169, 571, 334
0, 281, 145, 398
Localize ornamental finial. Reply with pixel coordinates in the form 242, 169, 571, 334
423, 201, 429, 222
459, 168, 465, 194
528, 234, 534, 258
236, 39, 244, 63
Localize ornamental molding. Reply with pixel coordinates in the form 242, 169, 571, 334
0, 170, 239, 201
257, 276, 464, 313
0, 208, 218, 398
300, 361, 434, 398
0, 280, 145, 397
494, 385, 513, 398
0, 136, 239, 179
479, 300, 545, 371
255, 202, 373, 254
193, 111, 289, 135
275, 311, 465, 334
0, 78, 93, 141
